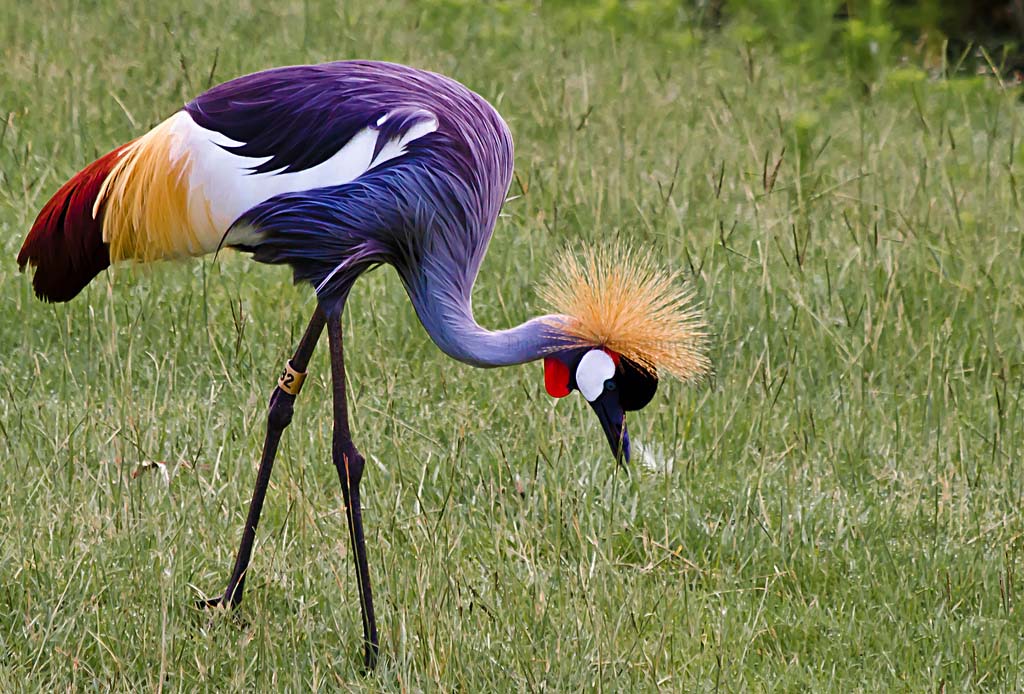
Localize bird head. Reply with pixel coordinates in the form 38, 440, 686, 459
542, 348, 658, 462
539, 243, 710, 464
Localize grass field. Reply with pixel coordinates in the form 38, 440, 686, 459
3, 1, 1024, 690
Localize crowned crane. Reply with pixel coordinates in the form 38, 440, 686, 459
17, 60, 709, 670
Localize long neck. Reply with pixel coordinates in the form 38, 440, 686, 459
394, 158, 567, 366
407, 280, 568, 367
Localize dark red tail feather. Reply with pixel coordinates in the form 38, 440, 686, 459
17, 146, 127, 302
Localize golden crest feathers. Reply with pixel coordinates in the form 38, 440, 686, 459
539, 242, 710, 383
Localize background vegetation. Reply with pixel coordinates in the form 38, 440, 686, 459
2, 0, 1023, 690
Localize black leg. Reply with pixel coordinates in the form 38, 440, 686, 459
201, 309, 326, 609
326, 309, 380, 670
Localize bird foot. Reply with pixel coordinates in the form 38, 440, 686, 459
196, 596, 223, 610
195, 592, 239, 611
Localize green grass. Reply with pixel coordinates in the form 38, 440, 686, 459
2, 1, 1024, 690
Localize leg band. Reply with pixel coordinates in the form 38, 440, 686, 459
278, 360, 307, 395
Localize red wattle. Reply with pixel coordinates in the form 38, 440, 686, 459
544, 357, 570, 398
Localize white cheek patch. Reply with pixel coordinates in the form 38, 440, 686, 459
576, 350, 616, 402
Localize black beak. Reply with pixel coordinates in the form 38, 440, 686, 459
590, 395, 630, 463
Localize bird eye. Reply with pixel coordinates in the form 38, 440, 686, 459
604, 379, 616, 391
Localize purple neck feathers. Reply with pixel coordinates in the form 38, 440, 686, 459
409, 291, 569, 367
